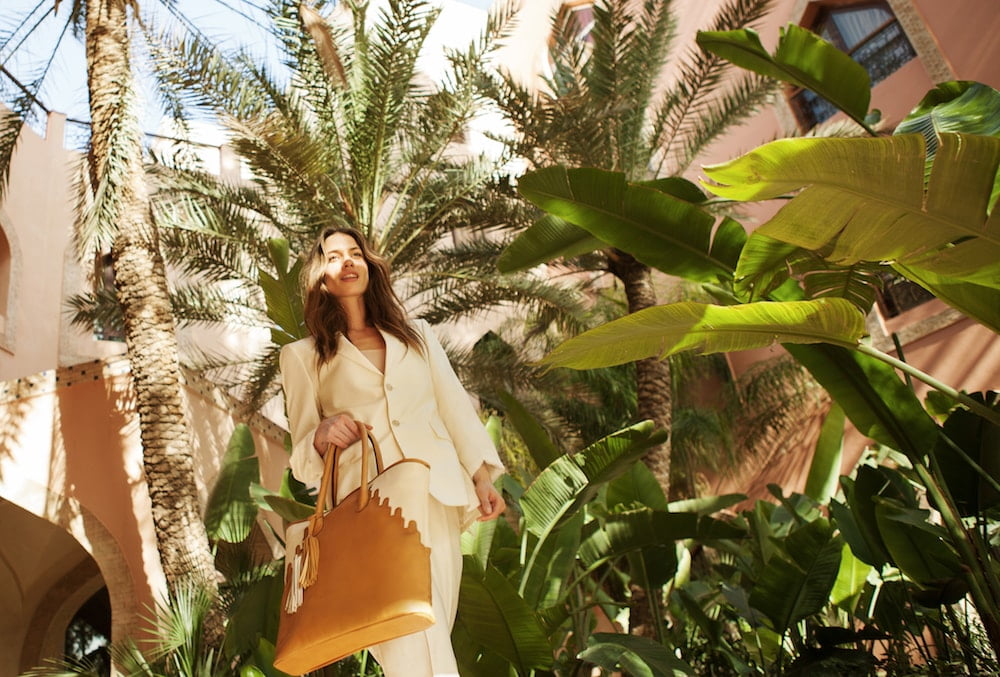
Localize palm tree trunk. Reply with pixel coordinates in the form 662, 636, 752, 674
607, 250, 672, 639
607, 250, 672, 492
85, 0, 219, 593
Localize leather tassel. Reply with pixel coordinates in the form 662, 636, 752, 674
285, 553, 304, 613
298, 532, 321, 589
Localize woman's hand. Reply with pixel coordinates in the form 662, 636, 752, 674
472, 463, 506, 521
313, 415, 369, 455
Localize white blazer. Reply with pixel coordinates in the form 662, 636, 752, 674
280, 319, 504, 518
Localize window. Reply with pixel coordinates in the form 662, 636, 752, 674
94, 253, 124, 342
0, 227, 10, 329
791, 1, 916, 128
554, 1, 595, 46
876, 272, 935, 318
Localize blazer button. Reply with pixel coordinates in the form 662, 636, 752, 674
392, 419, 400, 427
386, 383, 394, 391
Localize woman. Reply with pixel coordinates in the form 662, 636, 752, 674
280, 227, 505, 676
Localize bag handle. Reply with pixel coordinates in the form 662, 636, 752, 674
298, 422, 386, 590
314, 421, 386, 516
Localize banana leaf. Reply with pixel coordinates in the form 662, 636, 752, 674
496, 213, 605, 273
519, 421, 667, 538
829, 543, 872, 612
803, 403, 845, 504
579, 633, 693, 677
784, 343, 939, 458
932, 393, 1000, 516
696, 24, 871, 128
748, 518, 843, 635
538, 298, 865, 371
577, 509, 698, 576
896, 81, 1000, 204
225, 575, 285, 661
514, 167, 743, 283
705, 134, 1000, 287
205, 424, 260, 543
606, 461, 669, 511
874, 500, 963, 584
455, 556, 553, 674
520, 511, 583, 610
893, 263, 1000, 333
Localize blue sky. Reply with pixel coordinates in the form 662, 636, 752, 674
0, 0, 494, 139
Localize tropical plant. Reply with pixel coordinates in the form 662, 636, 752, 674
0, 0, 221, 598
483, 0, 779, 495
498, 18, 1000, 659
66, 0, 592, 418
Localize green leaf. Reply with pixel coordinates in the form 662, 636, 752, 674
578, 509, 698, 578
540, 299, 865, 371
520, 511, 582, 610
667, 494, 746, 516
785, 343, 940, 458
933, 393, 1000, 516
893, 263, 1000, 333
497, 214, 605, 273
733, 233, 799, 300
225, 575, 286, 662
829, 543, 872, 612
260, 238, 307, 346
204, 424, 259, 543
260, 494, 314, 523
804, 403, 845, 504
516, 167, 742, 283
748, 519, 843, 634
606, 461, 669, 512
579, 633, 693, 677
875, 501, 963, 584
455, 556, 553, 673
705, 134, 1000, 285
696, 25, 871, 126
896, 82, 1000, 197
520, 422, 667, 537
498, 390, 562, 470
831, 467, 894, 568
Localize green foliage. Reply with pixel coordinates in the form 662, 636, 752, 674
539, 299, 866, 370
696, 24, 872, 132
204, 424, 260, 543
580, 633, 692, 676
512, 167, 744, 283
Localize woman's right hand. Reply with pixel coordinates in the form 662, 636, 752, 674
313, 415, 367, 455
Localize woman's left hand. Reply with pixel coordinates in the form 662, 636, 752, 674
473, 464, 506, 521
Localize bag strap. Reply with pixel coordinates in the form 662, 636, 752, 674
315, 421, 387, 516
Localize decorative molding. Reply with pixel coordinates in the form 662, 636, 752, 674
885, 0, 955, 82
0, 356, 286, 443
866, 303, 964, 353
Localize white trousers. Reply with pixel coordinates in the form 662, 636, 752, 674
368, 497, 464, 677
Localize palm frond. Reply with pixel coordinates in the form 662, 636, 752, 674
650, 0, 774, 176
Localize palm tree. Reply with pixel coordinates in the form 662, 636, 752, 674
483, 0, 776, 496
1, 0, 221, 595
90, 0, 594, 416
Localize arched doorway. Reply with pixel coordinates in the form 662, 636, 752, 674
0, 497, 121, 677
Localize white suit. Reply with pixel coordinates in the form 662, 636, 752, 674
279, 319, 504, 675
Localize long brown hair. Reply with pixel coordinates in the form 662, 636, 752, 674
301, 227, 423, 364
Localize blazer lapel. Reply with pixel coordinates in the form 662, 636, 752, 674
380, 329, 406, 377
335, 333, 382, 375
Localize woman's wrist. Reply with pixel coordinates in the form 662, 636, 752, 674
472, 462, 492, 485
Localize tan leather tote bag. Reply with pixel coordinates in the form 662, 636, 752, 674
274, 425, 434, 674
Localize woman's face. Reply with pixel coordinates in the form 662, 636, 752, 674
322, 232, 370, 300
